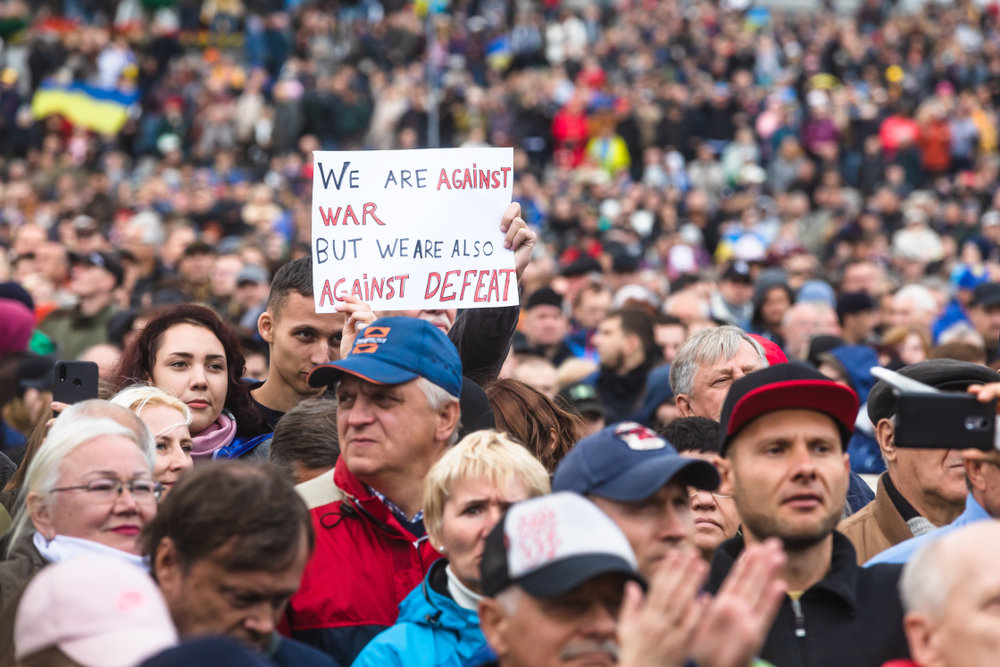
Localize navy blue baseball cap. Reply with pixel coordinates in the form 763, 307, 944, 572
553, 422, 719, 501
307, 316, 463, 397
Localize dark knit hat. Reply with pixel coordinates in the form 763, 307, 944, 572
525, 287, 564, 311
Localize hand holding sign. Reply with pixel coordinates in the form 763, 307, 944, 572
312, 147, 518, 312
500, 202, 536, 280
337, 295, 377, 359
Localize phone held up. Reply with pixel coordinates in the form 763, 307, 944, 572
52, 361, 99, 406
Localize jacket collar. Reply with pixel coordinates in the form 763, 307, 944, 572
400, 558, 480, 630
710, 531, 862, 610
873, 473, 919, 545
332, 458, 419, 543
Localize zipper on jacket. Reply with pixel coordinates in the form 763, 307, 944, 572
790, 597, 806, 638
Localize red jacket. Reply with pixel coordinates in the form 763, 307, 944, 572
283, 459, 441, 666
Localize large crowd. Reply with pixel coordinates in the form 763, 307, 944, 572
3, 0, 1000, 664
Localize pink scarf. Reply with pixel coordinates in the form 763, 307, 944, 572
190, 412, 237, 461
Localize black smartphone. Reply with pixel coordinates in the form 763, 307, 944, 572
52, 361, 99, 405
895, 392, 997, 451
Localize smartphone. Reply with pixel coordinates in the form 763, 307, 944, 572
895, 392, 997, 451
52, 361, 99, 405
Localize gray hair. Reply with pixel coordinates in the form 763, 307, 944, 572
899, 524, 993, 619
669, 326, 768, 396
938, 321, 986, 347
417, 377, 461, 446
894, 284, 938, 315
128, 210, 165, 246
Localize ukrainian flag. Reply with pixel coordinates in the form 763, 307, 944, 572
31, 81, 139, 135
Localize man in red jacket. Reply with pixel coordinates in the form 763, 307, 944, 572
283, 316, 462, 666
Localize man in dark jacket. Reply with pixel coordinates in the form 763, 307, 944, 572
39, 251, 123, 360
708, 363, 910, 667
587, 308, 660, 423
144, 463, 338, 667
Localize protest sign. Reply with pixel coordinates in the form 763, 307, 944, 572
311, 147, 517, 312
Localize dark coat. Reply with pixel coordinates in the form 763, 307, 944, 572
706, 531, 910, 667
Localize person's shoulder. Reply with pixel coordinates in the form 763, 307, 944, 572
352, 622, 419, 667
865, 538, 915, 568
860, 559, 904, 580
838, 499, 875, 531
272, 636, 340, 667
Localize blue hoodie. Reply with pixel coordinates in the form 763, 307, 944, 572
830, 345, 885, 475
352, 559, 486, 667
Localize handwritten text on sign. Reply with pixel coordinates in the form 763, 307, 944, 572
311, 147, 516, 312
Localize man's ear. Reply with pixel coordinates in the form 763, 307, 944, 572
478, 597, 510, 659
675, 393, 694, 418
258, 311, 274, 344
716, 456, 734, 497
27, 492, 54, 540
965, 456, 989, 493
876, 418, 897, 462
712, 453, 734, 495
153, 537, 182, 594
435, 400, 461, 443
904, 612, 946, 667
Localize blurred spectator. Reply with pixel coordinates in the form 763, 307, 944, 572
512, 287, 572, 366
269, 397, 340, 510
40, 252, 123, 361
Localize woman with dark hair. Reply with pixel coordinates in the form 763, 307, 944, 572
111, 304, 266, 461
485, 378, 586, 473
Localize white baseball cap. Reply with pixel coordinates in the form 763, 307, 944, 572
480, 492, 642, 598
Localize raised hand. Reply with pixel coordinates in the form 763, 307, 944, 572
618, 546, 710, 667
336, 295, 377, 358
690, 538, 787, 667
500, 202, 537, 280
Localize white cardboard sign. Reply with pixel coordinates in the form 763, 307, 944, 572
310, 147, 517, 312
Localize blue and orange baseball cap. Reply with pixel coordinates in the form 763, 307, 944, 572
307, 316, 463, 397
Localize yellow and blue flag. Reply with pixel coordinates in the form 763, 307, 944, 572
31, 81, 139, 135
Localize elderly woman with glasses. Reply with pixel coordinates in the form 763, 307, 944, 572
353, 430, 550, 667
0, 400, 158, 614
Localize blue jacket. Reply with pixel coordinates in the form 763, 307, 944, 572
351, 559, 486, 667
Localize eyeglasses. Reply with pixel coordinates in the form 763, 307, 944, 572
50, 478, 162, 503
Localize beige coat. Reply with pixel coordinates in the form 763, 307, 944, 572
838, 473, 914, 565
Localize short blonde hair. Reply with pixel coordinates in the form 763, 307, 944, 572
109, 384, 193, 428
423, 430, 550, 545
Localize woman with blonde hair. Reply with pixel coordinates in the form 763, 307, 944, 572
110, 385, 194, 496
353, 430, 550, 667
